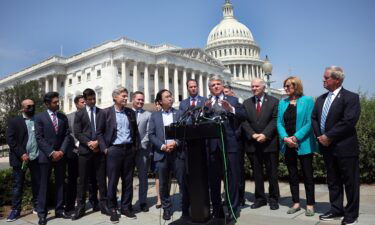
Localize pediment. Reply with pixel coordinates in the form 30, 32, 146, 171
168, 48, 224, 67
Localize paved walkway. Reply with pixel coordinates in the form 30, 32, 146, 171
1, 178, 374, 225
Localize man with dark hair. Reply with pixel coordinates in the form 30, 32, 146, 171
97, 87, 138, 223
64, 95, 84, 214
149, 89, 189, 221
72, 88, 109, 220
131, 91, 152, 212
223, 85, 235, 97
6, 99, 40, 222
35, 92, 71, 225
179, 79, 206, 112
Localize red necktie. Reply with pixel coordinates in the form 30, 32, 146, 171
256, 98, 261, 116
191, 98, 196, 107
51, 112, 58, 133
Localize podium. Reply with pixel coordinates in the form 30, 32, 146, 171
165, 122, 221, 223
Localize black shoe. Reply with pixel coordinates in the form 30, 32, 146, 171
163, 210, 172, 220
319, 211, 344, 221
71, 206, 85, 221
269, 202, 279, 210
155, 204, 162, 209
110, 210, 120, 224
250, 201, 267, 209
240, 199, 246, 207
100, 203, 110, 215
92, 203, 100, 212
140, 203, 149, 212
55, 212, 71, 219
120, 209, 137, 219
38, 217, 47, 225
341, 217, 358, 225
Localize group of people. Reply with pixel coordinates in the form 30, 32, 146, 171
5, 65, 360, 225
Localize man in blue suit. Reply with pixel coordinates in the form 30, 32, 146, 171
96, 87, 138, 223
204, 75, 246, 220
179, 79, 206, 112
35, 92, 71, 225
149, 89, 190, 221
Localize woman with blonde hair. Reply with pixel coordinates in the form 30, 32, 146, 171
277, 76, 318, 216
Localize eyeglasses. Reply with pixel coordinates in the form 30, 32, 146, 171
284, 84, 293, 89
26, 105, 35, 109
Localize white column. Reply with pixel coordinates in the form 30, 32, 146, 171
256, 65, 259, 78
154, 66, 159, 98
198, 72, 203, 96
52, 75, 57, 92
173, 67, 179, 103
121, 61, 126, 88
164, 64, 169, 90
233, 65, 237, 79
239, 64, 243, 80
191, 70, 195, 79
251, 65, 255, 79
144, 64, 150, 103
206, 75, 210, 98
246, 64, 250, 79
182, 68, 187, 99
133, 62, 138, 93
45, 78, 49, 93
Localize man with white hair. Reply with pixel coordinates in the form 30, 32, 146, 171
241, 78, 280, 210
312, 66, 361, 225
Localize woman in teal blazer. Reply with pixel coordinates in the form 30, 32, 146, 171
277, 76, 318, 216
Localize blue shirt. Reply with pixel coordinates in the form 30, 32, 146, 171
112, 108, 132, 145
24, 115, 39, 160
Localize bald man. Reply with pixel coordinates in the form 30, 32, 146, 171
6, 99, 40, 222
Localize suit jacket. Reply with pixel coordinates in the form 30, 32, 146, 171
35, 111, 70, 164
6, 116, 29, 167
205, 95, 246, 153
74, 107, 102, 155
277, 95, 317, 155
179, 95, 207, 112
96, 106, 138, 153
148, 108, 183, 161
312, 88, 361, 157
136, 109, 152, 151
66, 112, 78, 158
242, 94, 279, 153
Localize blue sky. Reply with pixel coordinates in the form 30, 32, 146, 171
1, 0, 374, 97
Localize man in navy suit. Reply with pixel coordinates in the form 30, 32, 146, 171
149, 89, 189, 221
312, 66, 361, 225
179, 79, 206, 112
35, 92, 71, 225
96, 87, 138, 223
204, 75, 246, 220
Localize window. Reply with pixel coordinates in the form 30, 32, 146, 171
150, 74, 154, 80
97, 91, 102, 105
69, 97, 73, 111
87, 73, 91, 81
97, 69, 101, 78
77, 76, 81, 83
69, 79, 72, 85
60, 81, 64, 88
130, 70, 133, 77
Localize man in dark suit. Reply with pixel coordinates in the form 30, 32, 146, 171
312, 66, 361, 225
242, 78, 280, 210
204, 75, 246, 220
71, 89, 109, 220
35, 92, 71, 225
96, 87, 138, 223
6, 99, 40, 222
149, 89, 189, 221
64, 95, 84, 214
179, 79, 206, 112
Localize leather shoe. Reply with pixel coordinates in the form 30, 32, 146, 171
341, 217, 358, 225
250, 201, 267, 209
55, 212, 71, 219
120, 209, 137, 219
163, 210, 172, 220
269, 202, 279, 210
140, 203, 149, 212
38, 217, 47, 225
71, 206, 85, 221
319, 211, 344, 221
100, 203, 110, 216
110, 210, 119, 223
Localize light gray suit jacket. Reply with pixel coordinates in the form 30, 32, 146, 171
136, 109, 152, 152
67, 111, 78, 148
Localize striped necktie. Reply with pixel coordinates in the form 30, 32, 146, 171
320, 92, 333, 133
51, 112, 58, 133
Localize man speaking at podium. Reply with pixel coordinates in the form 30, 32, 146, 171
204, 75, 246, 220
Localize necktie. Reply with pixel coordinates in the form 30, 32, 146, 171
256, 97, 261, 117
51, 112, 58, 133
320, 92, 333, 133
90, 107, 96, 140
191, 98, 196, 107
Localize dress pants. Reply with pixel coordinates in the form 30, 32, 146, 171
136, 148, 151, 205
238, 146, 246, 203
323, 152, 360, 220
156, 153, 189, 214
11, 159, 40, 211
64, 154, 78, 211
208, 147, 240, 214
37, 159, 65, 218
284, 148, 315, 205
76, 152, 107, 207
248, 150, 280, 203
106, 145, 135, 210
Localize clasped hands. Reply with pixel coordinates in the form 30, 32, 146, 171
252, 133, 267, 143
284, 136, 298, 148
51, 150, 64, 161
88, 140, 100, 152
162, 141, 177, 153
317, 134, 331, 147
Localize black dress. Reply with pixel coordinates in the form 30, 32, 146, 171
283, 103, 297, 138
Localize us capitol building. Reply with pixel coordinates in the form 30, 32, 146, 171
0, 0, 283, 113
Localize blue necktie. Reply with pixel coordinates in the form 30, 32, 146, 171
320, 92, 333, 133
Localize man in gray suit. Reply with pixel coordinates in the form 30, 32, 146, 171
131, 91, 152, 212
